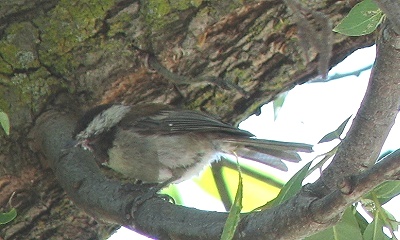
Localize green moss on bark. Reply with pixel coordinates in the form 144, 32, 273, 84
0, 0, 119, 111
33, 0, 115, 76
0, 22, 40, 73
141, 0, 202, 32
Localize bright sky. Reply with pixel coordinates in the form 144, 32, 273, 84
110, 46, 400, 239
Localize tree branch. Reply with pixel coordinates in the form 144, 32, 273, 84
310, 149, 400, 224
311, 20, 400, 196
374, 0, 400, 35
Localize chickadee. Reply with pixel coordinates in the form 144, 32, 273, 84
74, 103, 312, 187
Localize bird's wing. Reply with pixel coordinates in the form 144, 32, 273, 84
121, 108, 253, 137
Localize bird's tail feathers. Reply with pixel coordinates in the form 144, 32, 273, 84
224, 138, 313, 152
222, 138, 313, 171
229, 148, 289, 171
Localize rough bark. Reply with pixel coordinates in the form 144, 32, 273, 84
0, 0, 383, 239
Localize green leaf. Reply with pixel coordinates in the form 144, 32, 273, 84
305, 207, 363, 240
333, 0, 384, 36
370, 192, 398, 237
379, 208, 398, 232
273, 92, 288, 120
307, 145, 338, 177
372, 180, 400, 200
363, 215, 390, 240
318, 116, 352, 143
221, 160, 243, 240
364, 180, 400, 205
266, 161, 312, 208
0, 111, 10, 135
0, 208, 17, 225
354, 209, 369, 234
161, 183, 184, 205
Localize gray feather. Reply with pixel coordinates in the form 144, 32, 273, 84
231, 149, 289, 171
224, 138, 313, 153
221, 138, 313, 170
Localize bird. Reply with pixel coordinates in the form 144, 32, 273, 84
73, 103, 313, 189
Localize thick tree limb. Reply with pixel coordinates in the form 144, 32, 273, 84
32, 111, 138, 225
310, 149, 400, 224
374, 0, 400, 35
311, 20, 400, 196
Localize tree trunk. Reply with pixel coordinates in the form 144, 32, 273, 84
0, 0, 377, 239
